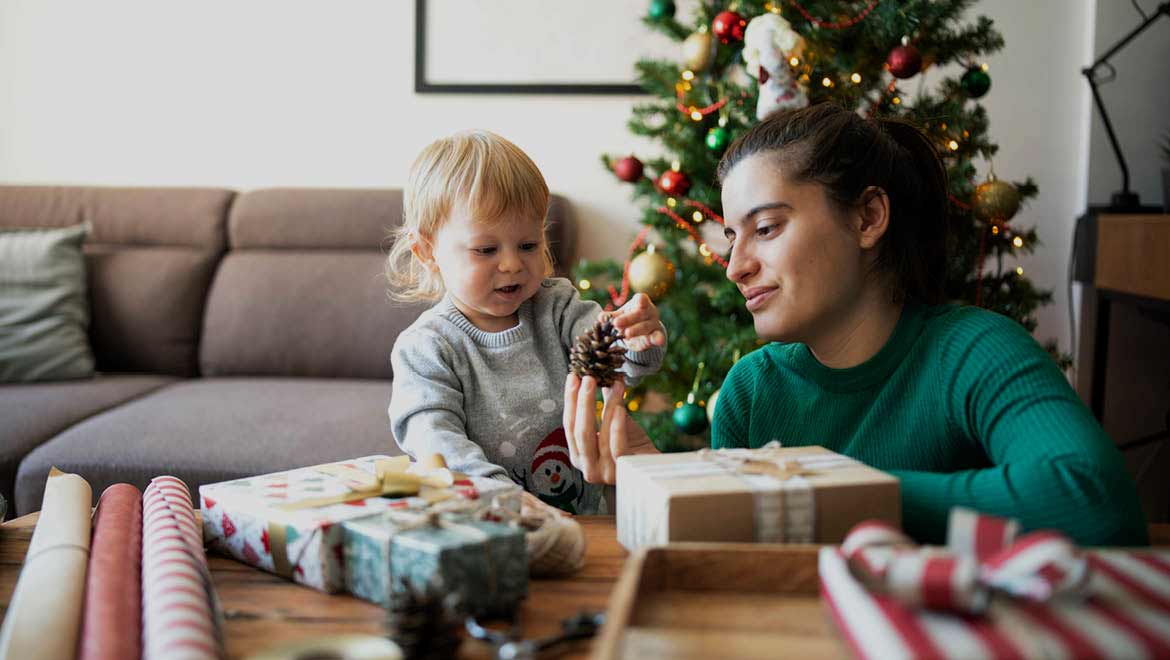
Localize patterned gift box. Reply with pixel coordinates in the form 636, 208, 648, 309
199, 455, 519, 593
343, 510, 528, 616
821, 508, 1170, 659
617, 444, 900, 550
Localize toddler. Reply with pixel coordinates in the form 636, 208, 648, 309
386, 130, 666, 514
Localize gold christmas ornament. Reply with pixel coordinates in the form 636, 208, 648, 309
973, 174, 1021, 224
682, 31, 714, 72
628, 248, 675, 301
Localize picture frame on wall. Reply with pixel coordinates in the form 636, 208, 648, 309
413, 0, 675, 94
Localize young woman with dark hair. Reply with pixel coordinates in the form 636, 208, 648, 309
563, 103, 1146, 546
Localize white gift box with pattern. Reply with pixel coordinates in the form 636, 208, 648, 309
199, 455, 519, 593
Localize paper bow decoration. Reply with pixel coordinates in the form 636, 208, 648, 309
277, 454, 471, 511
268, 454, 477, 577
841, 507, 1091, 614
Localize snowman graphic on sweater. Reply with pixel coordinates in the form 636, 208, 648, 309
513, 429, 587, 514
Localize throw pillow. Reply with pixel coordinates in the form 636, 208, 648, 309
0, 223, 95, 382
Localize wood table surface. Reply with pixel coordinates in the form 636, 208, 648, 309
3, 512, 1169, 660
0, 513, 625, 659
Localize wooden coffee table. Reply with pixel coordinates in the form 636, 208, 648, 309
0, 513, 626, 659
4, 512, 1168, 660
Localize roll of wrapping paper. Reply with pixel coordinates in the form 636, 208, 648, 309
142, 476, 224, 660
78, 483, 143, 660
0, 467, 92, 660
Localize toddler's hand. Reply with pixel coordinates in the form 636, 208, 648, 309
609, 293, 666, 353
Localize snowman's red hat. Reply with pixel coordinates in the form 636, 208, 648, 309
532, 429, 571, 472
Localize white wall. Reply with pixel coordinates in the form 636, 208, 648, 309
0, 0, 1096, 354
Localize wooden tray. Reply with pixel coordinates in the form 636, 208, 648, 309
593, 543, 847, 659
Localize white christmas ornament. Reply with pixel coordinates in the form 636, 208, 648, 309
743, 13, 808, 120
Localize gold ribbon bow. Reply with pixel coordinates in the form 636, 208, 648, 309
269, 454, 470, 578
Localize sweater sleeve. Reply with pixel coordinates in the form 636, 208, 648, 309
388, 329, 507, 480
891, 311, 1147, 546
710, 355, 755, 449
548, 278, 666, 381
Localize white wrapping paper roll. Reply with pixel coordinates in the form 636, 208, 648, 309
0, 467, 92, 660
142, 476, 223, 660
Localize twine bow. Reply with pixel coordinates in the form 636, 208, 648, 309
841, 508, 1091, 615
696, 444, 820, 481
381, 499, 503, 606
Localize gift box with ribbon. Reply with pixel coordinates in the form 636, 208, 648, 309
342, 499, 528, 616
820, 508, 1170, 659
616, 444, 900, 550
199, 455, 519, 593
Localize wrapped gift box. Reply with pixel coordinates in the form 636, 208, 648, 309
821, 509, 1170, 659
616, 445, 900, 550
343, 512, 527, 616
199, 455, 519, 593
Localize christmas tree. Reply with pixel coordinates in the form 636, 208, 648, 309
574, 0, 1067, 450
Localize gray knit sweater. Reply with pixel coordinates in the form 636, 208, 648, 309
388, 278, 665, 515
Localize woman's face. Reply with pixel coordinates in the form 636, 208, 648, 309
721, 153, 867, 343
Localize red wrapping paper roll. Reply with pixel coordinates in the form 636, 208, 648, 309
78, 483, 143, 660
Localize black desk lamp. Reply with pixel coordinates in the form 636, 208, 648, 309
1081, 2, 1170, 212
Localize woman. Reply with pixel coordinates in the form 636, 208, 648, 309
564, 103, 1146, 546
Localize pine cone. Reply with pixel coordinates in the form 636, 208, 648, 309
570, 317, 627, 387
384, 578, 462, 660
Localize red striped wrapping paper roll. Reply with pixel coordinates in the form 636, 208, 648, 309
142, 476, 223, 660
79, 483, 143, 660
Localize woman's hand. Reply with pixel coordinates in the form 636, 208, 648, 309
562, 374, 659, 484
610, 293, 666, 353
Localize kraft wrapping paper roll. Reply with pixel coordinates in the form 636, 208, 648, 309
142, 476, 223, 660
0, 467, 93, 660
78, 484, 143, 660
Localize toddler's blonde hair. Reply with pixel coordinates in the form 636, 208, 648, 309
386, 130, 552, 302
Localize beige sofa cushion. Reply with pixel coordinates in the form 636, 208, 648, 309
14, 378, 398, 515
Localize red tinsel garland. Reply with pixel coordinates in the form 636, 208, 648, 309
608, 226, 653, 309
787, 0, 879, 30
658, 207, 729, 268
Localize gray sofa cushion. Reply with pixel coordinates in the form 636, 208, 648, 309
200, 252, 429, 379
199, 188, 575, 379
0, 186, 234, 376
0, 223, 94, 382
15, 378, 401, 515
0, 374, 177, 515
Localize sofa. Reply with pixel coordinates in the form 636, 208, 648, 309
0, 185, 575, 517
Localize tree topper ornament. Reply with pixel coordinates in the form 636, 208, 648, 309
742, 13, 808, 120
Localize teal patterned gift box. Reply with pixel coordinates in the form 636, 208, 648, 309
343, 511, 528, 616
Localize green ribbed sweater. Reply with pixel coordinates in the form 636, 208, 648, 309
711, 303, 1147, 546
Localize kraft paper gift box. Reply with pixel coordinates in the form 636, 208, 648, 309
616, 445, 900, 550
200, 454, 520, 593
343, 509, 528, 616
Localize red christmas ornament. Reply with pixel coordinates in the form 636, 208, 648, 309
712, 11, 747, 44
657, 170, 691, 196
614, 155, 644, 183
886, 44, 923, 79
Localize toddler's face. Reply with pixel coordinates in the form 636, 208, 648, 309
429, 205, 547, 332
